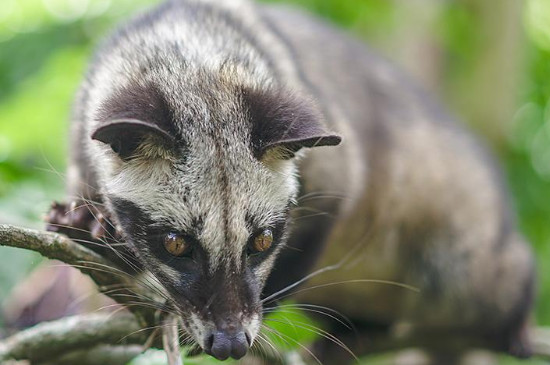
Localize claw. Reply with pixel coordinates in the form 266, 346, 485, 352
45, 200, 117, 243
45, 200, 139, 271
91, 218, 108, 240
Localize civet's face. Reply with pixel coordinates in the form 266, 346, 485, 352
90, 75, 340, 360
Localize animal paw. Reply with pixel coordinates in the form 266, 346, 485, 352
45, 201, 121, 243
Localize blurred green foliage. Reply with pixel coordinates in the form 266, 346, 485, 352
1, 0, 550, 364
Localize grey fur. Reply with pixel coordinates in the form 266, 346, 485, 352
67, 0, 535, 360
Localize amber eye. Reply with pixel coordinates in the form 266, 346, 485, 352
251, 229, 273, 254
163, 233, 191, 257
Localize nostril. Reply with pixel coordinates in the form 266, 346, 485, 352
209, 332, 232, 361
204, 334, 214, 353
245, 332, 252, 346
229, 331, 249, 360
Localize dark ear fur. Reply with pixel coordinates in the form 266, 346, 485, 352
92, 119, 175, 160
92, 81, 176, 160
244, 87, 342, 160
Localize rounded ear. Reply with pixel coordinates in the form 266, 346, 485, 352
244, 87, 342, 160
91, 119, 175, 160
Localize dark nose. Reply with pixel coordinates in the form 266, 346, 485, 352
204, 330, 251, 360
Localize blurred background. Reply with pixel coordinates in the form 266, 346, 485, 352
0, 0, 549, 364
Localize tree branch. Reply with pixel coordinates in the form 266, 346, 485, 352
0, 224, 122, 288
0, 224, 155, 322
0, 313, 146, 363
1, 223, 550, 364
531, 327, 550, 360
41, 345, 144, 365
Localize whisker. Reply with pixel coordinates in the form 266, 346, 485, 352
66, 196, 106, 208
255, 333, 283, 363
264, 317, 358, 362
65, 262, 132, 280
66, 286, 121, 313
275, 279, 419, 304
261, 263, 345, 305
92, 302, 127, 313
71, 240, 141, 273
118, 324, 167, 343
46, 225, 141, 275
81, 204, 118, 241
297, 191, 351, 203
46, 222, 95, 236
264, 304, 353, 331
125, 301, 175, 315
261, 324, 293, 351
64, 262, 173, 308
262, 324, 323, 365
36, 152, 98, 195
293, 212, 333, 221
262, 226, 380, 304
105, 304, 136, 321
36, 152, 74, 188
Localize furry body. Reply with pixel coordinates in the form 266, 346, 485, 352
64, 0, 535, 360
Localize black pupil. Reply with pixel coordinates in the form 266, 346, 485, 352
166, 233, 187, 255
251, 229, 272, 254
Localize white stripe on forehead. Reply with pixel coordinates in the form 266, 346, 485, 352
199, 147, 298, 272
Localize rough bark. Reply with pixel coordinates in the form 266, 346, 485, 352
0, 313, 145, 363
0, 224, 155, 323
